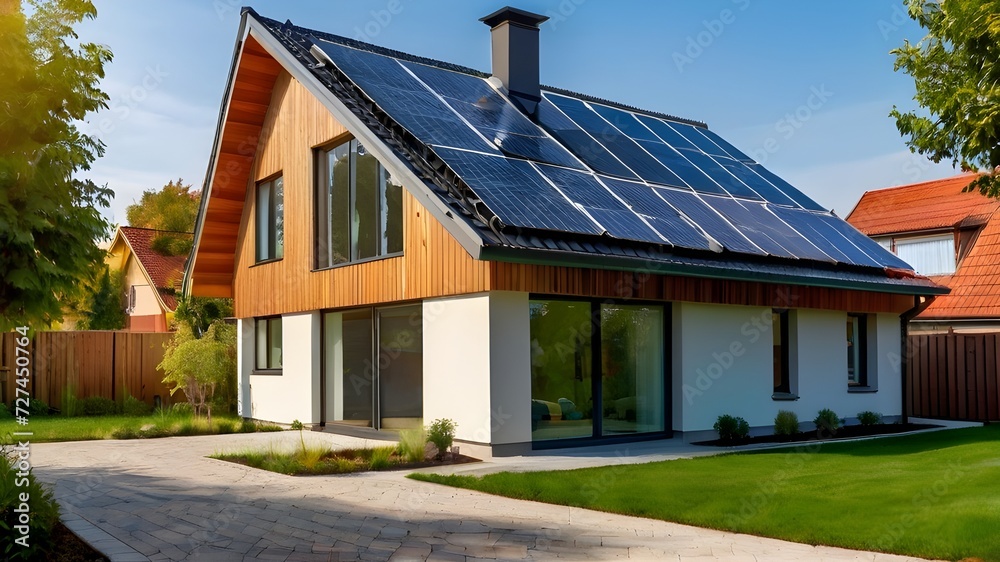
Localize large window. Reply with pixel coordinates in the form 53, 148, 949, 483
255, 317, 282, 371
847, 314, 868, 386
256, 176, 284, 262
893, 234, 955, 276
529, 299, 666, 443
316, 139, 403, 268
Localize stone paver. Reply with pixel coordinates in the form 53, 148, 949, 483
31, 430, 941, 561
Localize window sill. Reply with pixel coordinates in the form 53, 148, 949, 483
771, 392, 799, 401
251, 369, 283, 376
312, 251, 403, 272
251, 257, 283, 268
848, 386, 878, 393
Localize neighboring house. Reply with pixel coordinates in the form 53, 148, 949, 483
108, 226, 192, 332
183, 7, 945, 453
847, 173, 1000, 334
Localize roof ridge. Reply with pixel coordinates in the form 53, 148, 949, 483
862, 172, 981, 196
120, 225, 194, 236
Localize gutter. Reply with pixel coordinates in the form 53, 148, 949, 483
899, 295, 937, 424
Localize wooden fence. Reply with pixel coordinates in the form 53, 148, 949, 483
908, 332, 1000, 422
0, 331, 179, 411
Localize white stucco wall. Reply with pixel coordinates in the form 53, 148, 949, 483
422, 291, 532, 447
236, 318, 254, 418
124, 258, 161, 316
249, 311, 321, 424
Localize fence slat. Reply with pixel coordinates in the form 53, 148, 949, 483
908, 331, 1000, 422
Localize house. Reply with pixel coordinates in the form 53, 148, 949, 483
183, 7, 945, 453
847, 173, 1000, 334
107, 226, 192, 332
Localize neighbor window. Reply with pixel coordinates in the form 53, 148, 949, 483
847, 314, 868, 386
893, 234, 955, 276
316, 139, 403, 268
255, 317, 282, 371
772, 309, 791, 395
256, 176, 284, 262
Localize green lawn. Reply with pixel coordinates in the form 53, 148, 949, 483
0, 412, 282, 443
412, 426, 1000, 561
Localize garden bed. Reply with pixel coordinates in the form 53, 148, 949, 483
48, 521, 108, 561
212, 445, 480, 476
694, 422, 939, 447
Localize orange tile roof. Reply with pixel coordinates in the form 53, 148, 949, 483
846, 173, 998, 236
847, 174, 1000, 320
118, 226, 192, 312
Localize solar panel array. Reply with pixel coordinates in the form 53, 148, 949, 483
313, 39, 910, 271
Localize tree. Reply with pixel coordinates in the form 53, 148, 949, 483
75, 265, 126, 330
125, 179, 200, 256
0, 0, 114, 331
890, 0, 1000, 196
159, 321, 236, 423
173, 295, 233, 335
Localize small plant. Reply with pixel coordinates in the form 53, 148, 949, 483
773, 410, 799, 438
857, 411, 883, 426
426, 418, 457, 460
713, 414, 750, 442
814, 408, 842, 434
290, 419, 304, 431
80, 396, 118, 416
397, 428, 428, 463
122, 395, 151, 416
367, 446, 395, 470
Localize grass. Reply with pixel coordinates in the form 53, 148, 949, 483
411, 425, 1000, 561
212, 444, 404, 475
0, 410, 282, 444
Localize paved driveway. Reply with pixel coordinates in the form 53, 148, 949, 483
31, 431, 931, 561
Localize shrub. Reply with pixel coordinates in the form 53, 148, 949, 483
122, 395, 151, 417
713, 414, 750, 442
427, 418, 457, 459
774, 410, 799, 437
0, 403, 12, 420
814, 408, 842, 434
857, 411, 883, 426
28, 398, 50, 417
1, 445, 60, 559
397, 428, 427, 463
159, 321, 236, 423
80, 396, 118, 416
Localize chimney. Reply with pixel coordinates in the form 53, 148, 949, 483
480, 6, 548, 111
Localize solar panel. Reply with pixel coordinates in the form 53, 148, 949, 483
433, 147, 602, 235
770, 206, 881, 267
678, 149, 762, 200
535, 164, 665, 242
398, 61, 583, 170
716, 158, 799, 207
812, 213, 913, 269
633, 140, 724, 194
589, 103, 660, 143
536, 97, 638, 179
667, 121, 732, 159
655, 189, 766, 255
693, 127, 754, 163
596, 176, 715, 251
313, 40, 498, 154
747, 163, 826, 211
635, 115, 700, 151
704, 196, 832, 261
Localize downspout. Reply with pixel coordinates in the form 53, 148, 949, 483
899, 295, 936, 424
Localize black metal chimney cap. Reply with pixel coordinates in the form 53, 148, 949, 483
480, 6, 549, 29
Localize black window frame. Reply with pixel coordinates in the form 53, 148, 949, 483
772, 309, 795, 398
847, 313, 869, 387
254, 316, 283, 374
255, 174, 284, 264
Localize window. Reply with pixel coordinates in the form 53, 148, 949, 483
893, 234, 955, 275
256, 176, 284, 262
847, 314, 868, 386
255, 317, 282, 371
772, 309, 791, 395
316, 139, 403, 268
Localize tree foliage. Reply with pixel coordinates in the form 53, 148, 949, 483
172, 295, 233, 336
0, 0, 114, 331
890, 0, 1000, 196
125, 178, 199, 256
75, 264, 126, 330
159, 321, 236, 423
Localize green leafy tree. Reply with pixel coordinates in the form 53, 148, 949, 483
76, 265, 126, 330
159, 321, 236, 423
0, 0, 114, 331
173, 295, 233, 335
890, 0, 1000, 196
125, 179, 199, 256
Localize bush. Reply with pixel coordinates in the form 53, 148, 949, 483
814, 408, 842, 434
0, 403, 12, 420
80, 396, 118, 416
774, 410, 799, 437
28, 398, 49, 417
426, 418, 457, 460
368, 446, 394, 470
1, 446, 60, 559
397, 428, 427, 463
122, 395, 151, 417
857, 411, 883, 426
713, 414, 750, 442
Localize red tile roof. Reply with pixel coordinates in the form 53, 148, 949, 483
118, 226, 192, 312
846, 173, 998, 237
847, 174, 1000, 320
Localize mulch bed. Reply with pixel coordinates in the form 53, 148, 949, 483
44, 522, 108, 562
694, 423, 938, 447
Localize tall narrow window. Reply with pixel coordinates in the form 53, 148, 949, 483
847, 314, 868, 386
256, 176, 284, 262
316, 139, 403, 268
255, 317, 282, 371
772, 310, 790, 394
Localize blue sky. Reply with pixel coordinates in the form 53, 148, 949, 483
77, 0, 956, 226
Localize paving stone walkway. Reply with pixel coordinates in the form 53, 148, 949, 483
31, 431, 934, 561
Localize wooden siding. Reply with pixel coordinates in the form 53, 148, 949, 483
908, 332, 1000, 421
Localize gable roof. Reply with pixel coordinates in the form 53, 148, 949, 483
184, 8, 945, 298
847, 173, 999, 237
847, 174, 1000, 320
113, 226, 192, 312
